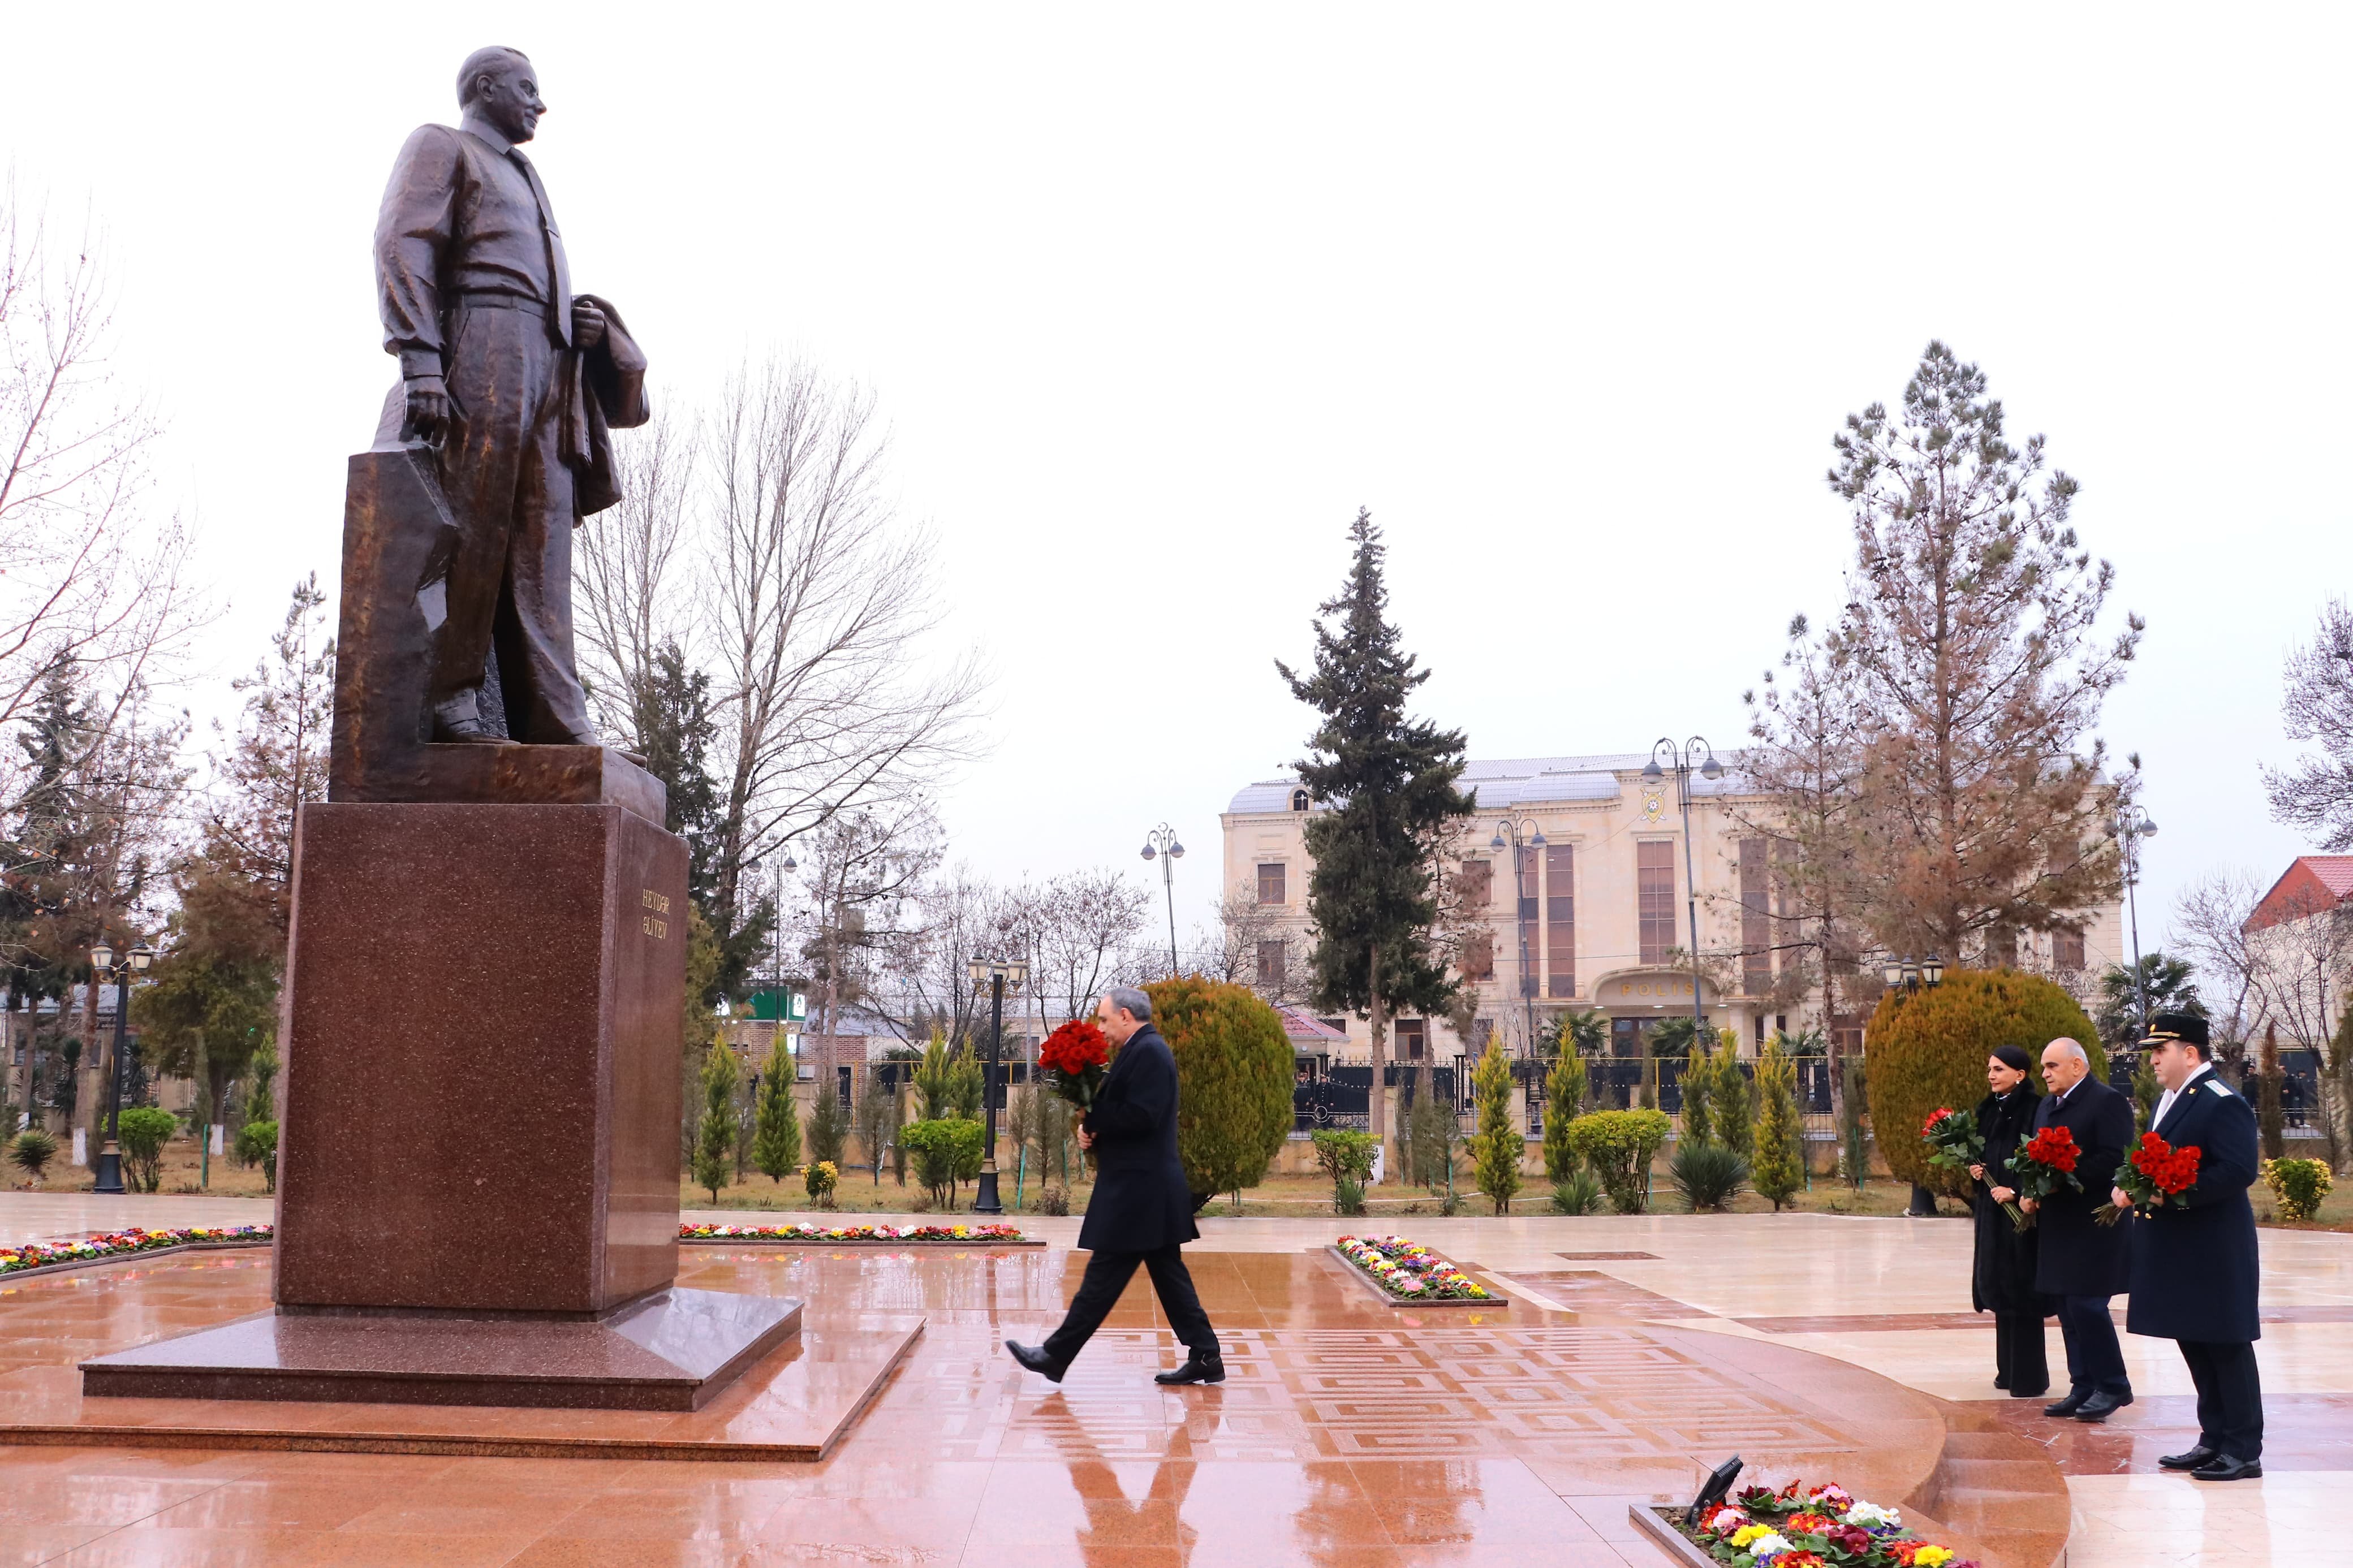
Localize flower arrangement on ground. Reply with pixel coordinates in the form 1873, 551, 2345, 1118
1037, 1019, 1113, 1112
2002, 1124, 2080, 1231
0, 1224, 273, 1277
1919, 1107, 1983, 1176
1334, 1234, 1490, 1299
679, 1221, 1025, 1243
1683, 1479, 1975, 1567
2093, 1131, 2200, 1225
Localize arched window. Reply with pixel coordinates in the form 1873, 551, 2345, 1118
1290, 789, 1310, 812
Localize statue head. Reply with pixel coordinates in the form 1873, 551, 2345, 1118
456, 46, 544, 145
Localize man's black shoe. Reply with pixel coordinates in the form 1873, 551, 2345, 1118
1004, 1341, 1065, 1383
2190, 1456, 2262, 1481
2009, 1388, 2050, 1399
2159, 1445, 2218, 1471
2042, 1390, 2088, 1418
2072, 1390, 2133, 1422
1154, 1356, 1225, 1386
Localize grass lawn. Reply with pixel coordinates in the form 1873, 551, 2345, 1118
8, 1134, 275, 1198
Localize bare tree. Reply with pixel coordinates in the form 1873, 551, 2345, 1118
2244, 881, 2353, 1165
2170, 869, 2266, 1072
790, 804, 940, 1091
572, 406, 695, 745
1196, 880, 1315, 1003
2262, 598, 2353, 850
880, 863, 1012, 1049
1009, 870, 1150, 1031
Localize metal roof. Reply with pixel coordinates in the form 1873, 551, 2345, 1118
1227, 749, 1753, 815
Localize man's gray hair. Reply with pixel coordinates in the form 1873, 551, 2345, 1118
1105, 986, 1153, 1023
457, 46, 531, 107
2044, 1037, 2088, 1064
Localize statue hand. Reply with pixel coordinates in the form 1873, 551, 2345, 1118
572, 299, 607, 349
402, 374, 450, 446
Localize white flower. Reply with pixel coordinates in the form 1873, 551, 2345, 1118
1841, 1502, 1899, 1528
1744, 1532, 1793, 1561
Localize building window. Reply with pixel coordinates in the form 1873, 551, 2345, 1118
1256, 938, 1285, 986
1986, 926, 2018, 969
1638, 840, 1675, 964
1545, 843, 1575, 997
1290, 788, 1310, 811
2053, 928, 2085, 971
1395, 1018, 1427, 1060
1739, 836, 1770, 987
1319, 1016, 1348, 1037
1257, 862, 1286, 905
1457, 857, 1493, 908
1459, 930, 1494, 982
1472, 1017, 1494, 1050
1515, 845, 1540, 996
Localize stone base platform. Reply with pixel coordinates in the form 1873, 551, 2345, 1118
80, 1288, 803, 1412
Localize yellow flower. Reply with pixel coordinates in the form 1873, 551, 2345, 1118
1729, 1525, 1771, 1547
1914, 1550, 1953, 1567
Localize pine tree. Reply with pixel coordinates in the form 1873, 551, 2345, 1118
806, 1072, 848, 1169
1469, 1036, 1522, 1215
1679, 1038, 1716, 1147
1541, 1046, 1585, 1181
1752, 1040, 1805, 1211
1712, 1034, 1754, 1159
855, 1069, 900, 1182
913, 1030, 958, 1121
692, 1040, 738, 1202
752, 1039, 801, 1181
1276, 509, 1472, 1167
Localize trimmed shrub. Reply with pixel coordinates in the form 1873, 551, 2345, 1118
691, 1042, 738, 1203
1468, 1038, 1523, 1215
1751, 1040, 1805, 1211
1865, 968, 2104, 1192
2262, 1157, 2332, 1223
1542, 1048, 1587, 1180
117, 1106, 178, 1194
1566, 1108, 1673, 1215
752, 1043, 801, 1182
235, 1119, 279, 1192
1551, 1170, 1605, 1215
1147, 976, 1294, 1204
1311, 1128, 1377, 1211
9, 1127, 58, 1183
803, 1159, 839, 1208
1668, 1141, 1749, 1212
900, 1117, 985, 1209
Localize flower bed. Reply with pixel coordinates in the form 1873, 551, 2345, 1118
679, 1221, 1034, 1246
1330, 1234, 1499, 1303
0, 1225, 273, 1280
1662, 1479, 1977, 1567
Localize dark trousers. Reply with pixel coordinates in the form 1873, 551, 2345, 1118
1993, 1311, 2049, 1395
2054, 1294, 2128, 1395
2179, 1339, 2263, 1460
1042, 1245, 1219, 1369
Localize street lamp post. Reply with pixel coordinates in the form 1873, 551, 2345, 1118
88, 939, 156, 1196
2114, 801, 2158, 1038
1875, 951, 1947, 1216
1643, 738, 1723, 1055
967, 954, 1028, 1215
1140, 824, 1184, 975
1488, 815, 1547, 1052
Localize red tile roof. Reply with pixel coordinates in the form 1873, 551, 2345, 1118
2247, 856, 2353, 933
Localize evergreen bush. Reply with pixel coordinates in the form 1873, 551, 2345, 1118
1565, 1108, 1672, 1214
1550, 1169, 1604, 1215
235, 1119, 279, 1192
855, 1072, 899, 1183
1679, 1040, 1716, 1147
1405, 1073, 1454, 1188
751, 1042, 802, 1182
691, 1042, 738, 1202
117, 1106, 176, 1194
1751, 1040, 1806, 1211
1864, 968, 2103, 1191
1667, 1141, 1749, 1211
1710, 1034, 1753, 1158
1468, 1037, 1522, 1215
912, 1031, 959, 1122
803, 1159, 839, 1208
2262, 1157, 2332, 1223
900, 1117, 984, 1208
9, 1126, 58, 1183
2131, 1053, 2161, 1134
806, 1076, 849, 1169
1541, 1048, 1586, 1180
1146, 975, 1294, 1204
1838, 1055, 1871, 1190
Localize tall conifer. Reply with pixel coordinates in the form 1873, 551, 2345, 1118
1277, 509, 1472, 1166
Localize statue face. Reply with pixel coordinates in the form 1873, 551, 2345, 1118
472, 56, 546, 144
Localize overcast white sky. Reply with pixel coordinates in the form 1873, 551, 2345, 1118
5, 5, 2346, 957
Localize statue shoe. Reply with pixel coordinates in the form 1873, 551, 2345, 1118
1004, 1341, 1066, 1383
2159, 1445, 2218, 1471
1154, 1355, 1226, 1386
430, 715, 516, 745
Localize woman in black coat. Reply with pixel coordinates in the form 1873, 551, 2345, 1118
1967, 1044, 2050, 1397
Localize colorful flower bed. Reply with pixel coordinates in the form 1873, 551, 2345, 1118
1334, 1234, 1492, 1300
679, 1221, 1027, 1244
0, 1225, 273, 1278
1682, 1479, 1976, 1567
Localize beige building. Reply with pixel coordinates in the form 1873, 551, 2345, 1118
1222, 751, 2128, 1064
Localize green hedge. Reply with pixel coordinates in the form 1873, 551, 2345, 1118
1147, 977, 1294, 1203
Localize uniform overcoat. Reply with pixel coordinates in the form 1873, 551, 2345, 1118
2029, 1075, 2136, 1298
2125, 1069, 2262, 1344
1076, 1026, 1200, 1254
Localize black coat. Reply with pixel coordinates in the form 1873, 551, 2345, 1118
2029, 1075, 2135, 1297
1971, 1088, 2047, 1316
1076, 1026, 1200, 1254
2126, 1068, 2262, 1344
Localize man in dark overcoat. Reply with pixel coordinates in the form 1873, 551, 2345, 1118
2024, 1036, 2135, 1422
2122, 1013, 2265, 1480
1006, 987, 1222, 1385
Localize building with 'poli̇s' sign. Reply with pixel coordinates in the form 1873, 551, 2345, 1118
1222, 751, 2128, 1066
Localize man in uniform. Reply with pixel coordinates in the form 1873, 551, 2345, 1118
375, 46, 648, 745
2024, 1036, 2135, 1422
1005, 987, 1222, 1385
2122, 1013, 2265, 1480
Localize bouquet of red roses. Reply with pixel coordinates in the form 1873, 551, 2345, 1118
1037, 1019, 1113, 1112
1920, 1107, 1984, 1176
2094, 1131, 2201, 1225
2003, 1124, 2082, 1231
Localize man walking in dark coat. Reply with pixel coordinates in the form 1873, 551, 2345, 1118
1007, 988, 1222, 1385
2122, 1013, 2265, 1480
2024, 1036, 2135, 1422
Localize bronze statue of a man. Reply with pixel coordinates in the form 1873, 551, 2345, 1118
373, 45, 647, 746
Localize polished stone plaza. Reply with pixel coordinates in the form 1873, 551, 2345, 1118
0, 1195, 2342, 1566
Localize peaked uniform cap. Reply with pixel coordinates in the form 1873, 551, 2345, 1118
2139, 1012, 2209, 1049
